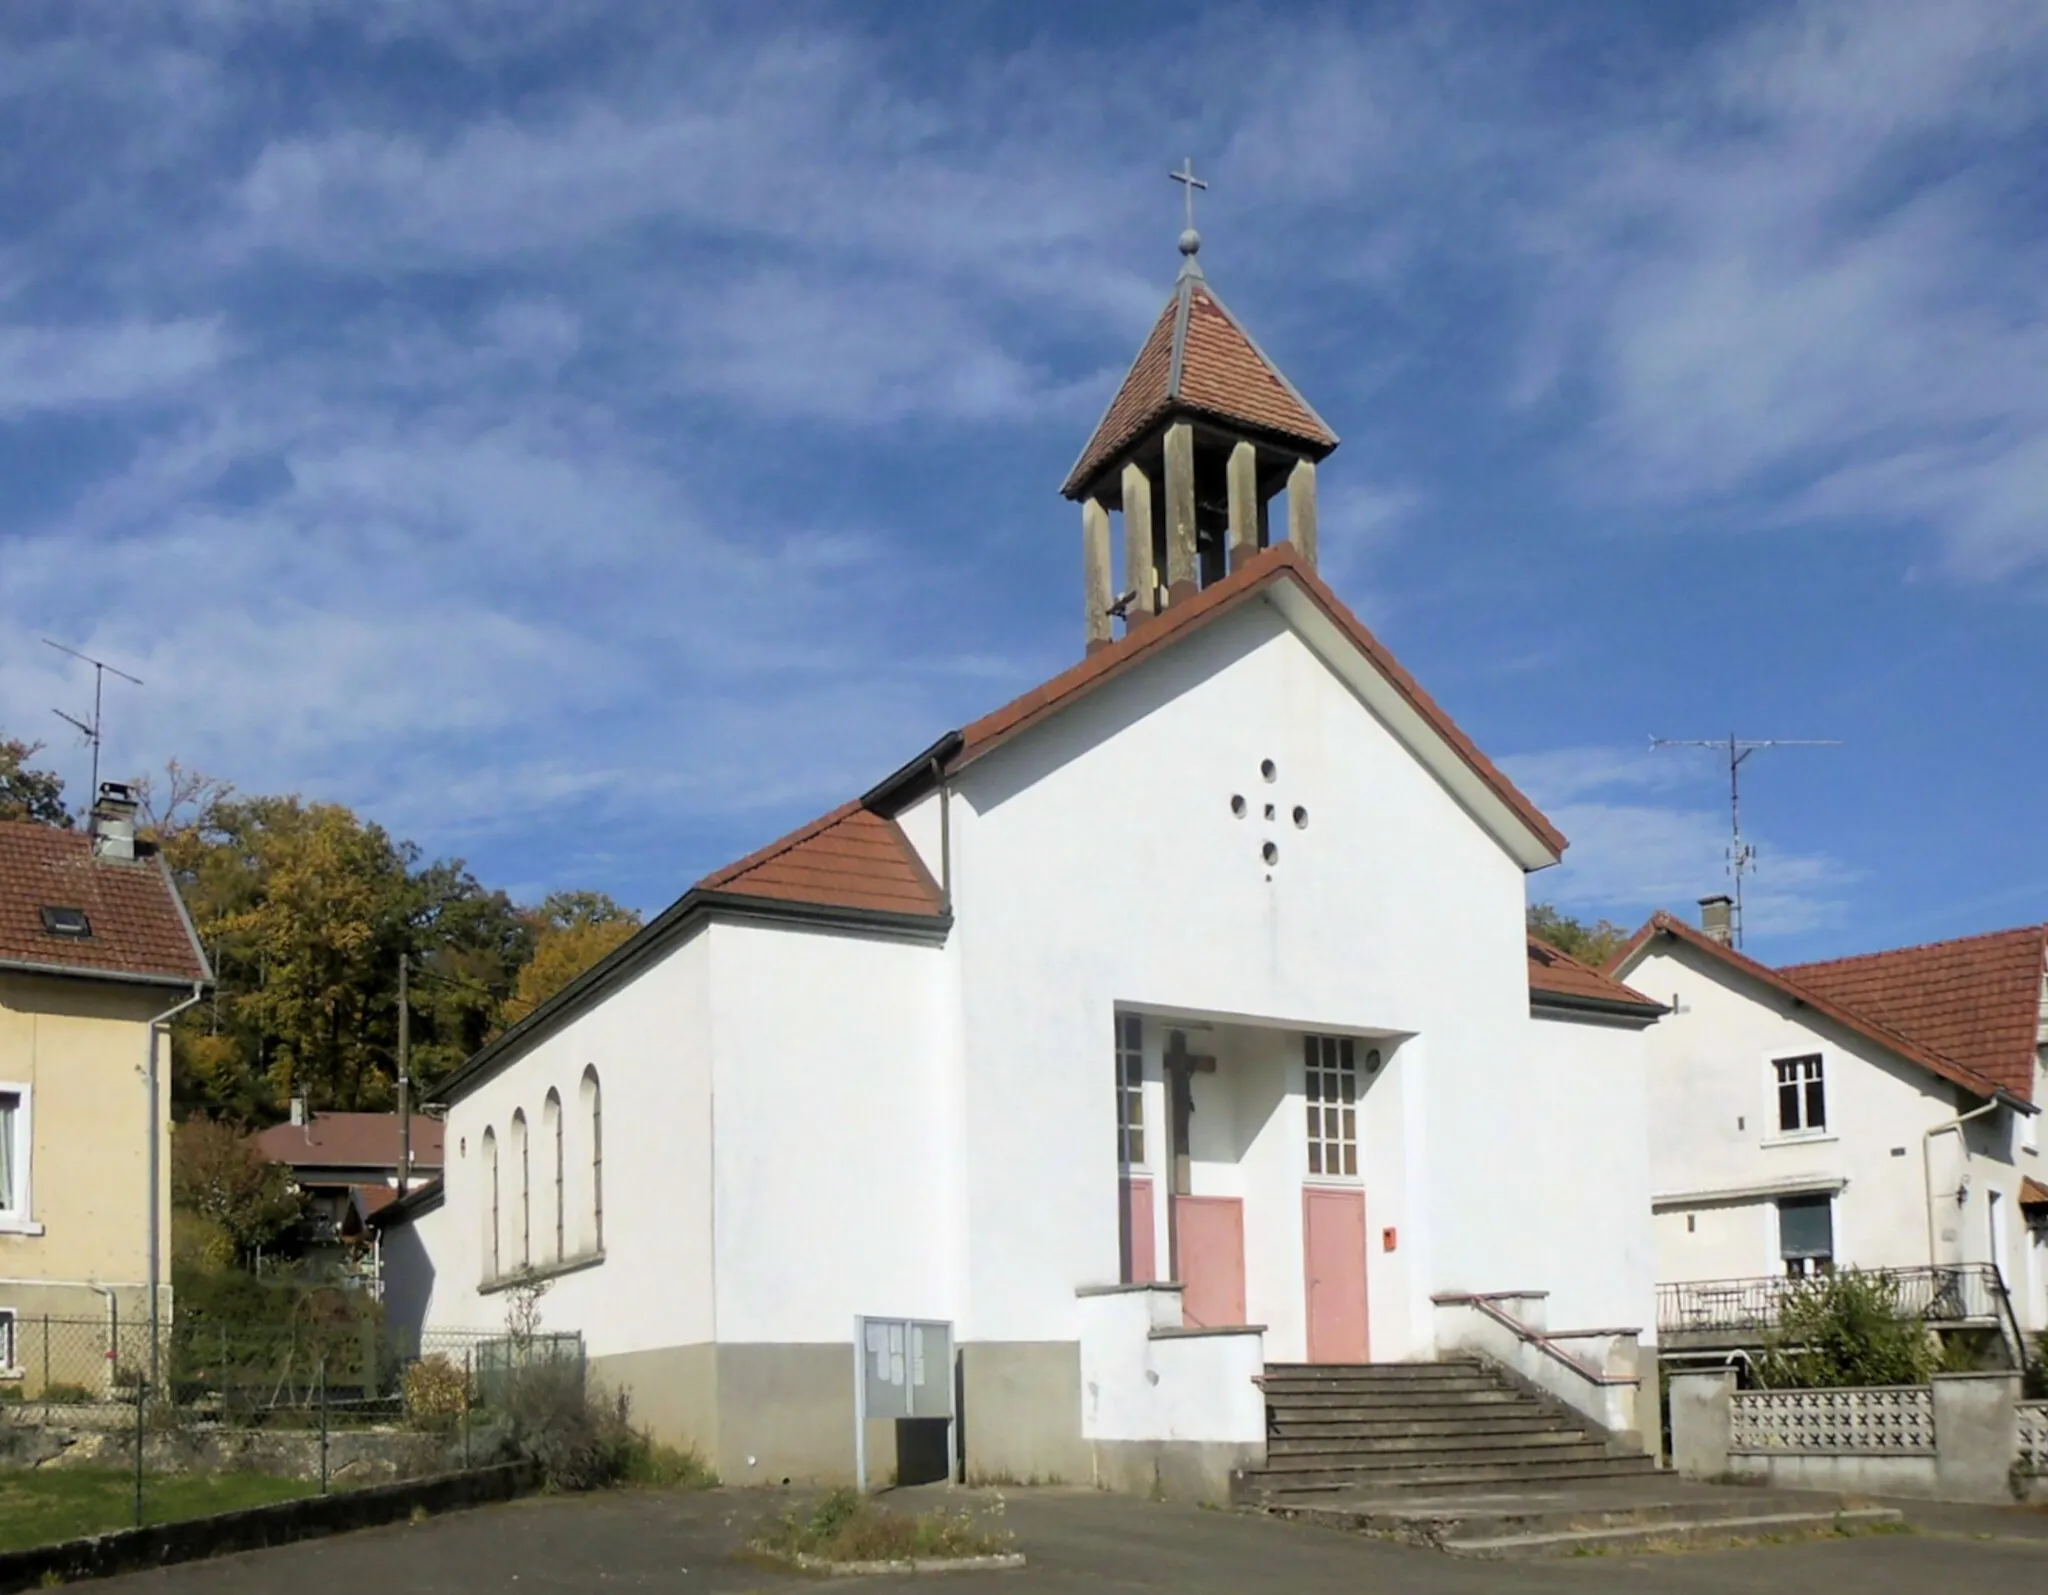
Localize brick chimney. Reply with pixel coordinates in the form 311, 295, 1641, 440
90, 781, 140, 862
1698, 895, 1734, 946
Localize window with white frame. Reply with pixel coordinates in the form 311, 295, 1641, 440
0, 1088, 24, 1220
1305, 1035, 1358, 1178
1774, 1054, 1826, 1135
1115, 1014, 1145, 1167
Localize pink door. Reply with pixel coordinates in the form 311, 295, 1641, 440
1175, 1196, 1246, 1328
1120, 1176, 1156, 1285
1303, 1187, 1368, 1362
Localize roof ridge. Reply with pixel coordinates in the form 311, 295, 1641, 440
1617, 911, 2015, 1103
1184, 278, 1339, 448
1781, 922, 2048, 972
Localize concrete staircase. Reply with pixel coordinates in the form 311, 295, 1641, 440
1239, 1361, 1902, 1557
1241, 1360, 1658, 1499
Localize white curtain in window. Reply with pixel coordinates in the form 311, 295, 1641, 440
0, 1092, 17, 1211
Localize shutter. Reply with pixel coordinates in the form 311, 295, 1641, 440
1778, 1195, 1834, 1259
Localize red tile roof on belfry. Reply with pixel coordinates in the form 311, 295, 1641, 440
1781, 925, 2046, 1104
0, 821, 209, 986
699, 544, 1565, 919
1062, 268, 1338, 498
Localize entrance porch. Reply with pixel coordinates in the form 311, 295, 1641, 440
1112, 1012, 1403, 1364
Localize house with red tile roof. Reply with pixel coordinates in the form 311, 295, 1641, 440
377, 227, 1669, 1497
250, 1109, 445, 1285
0, 787, 210, 1393
1609, 901, 2048, 1352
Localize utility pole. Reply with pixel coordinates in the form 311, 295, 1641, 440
397, 953, 412, 1197
1650, 733, 1840, 948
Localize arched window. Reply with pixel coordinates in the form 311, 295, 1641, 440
542, 1089, 563, 1264
580, 1067, 603, 1253
480, 1126, 500, 1281
510, 1110, 530, 1270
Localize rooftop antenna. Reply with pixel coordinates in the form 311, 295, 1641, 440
1650, 733, 1840, 949
43, 638, 143, 814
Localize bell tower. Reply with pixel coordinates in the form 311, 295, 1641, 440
1065, 162, 1339, 650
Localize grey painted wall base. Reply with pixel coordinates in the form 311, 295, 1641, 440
1090, 1439, 1262, 1506
596, 1335, 1252, 1505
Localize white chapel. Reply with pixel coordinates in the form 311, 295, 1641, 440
378, 218, 1669, 1499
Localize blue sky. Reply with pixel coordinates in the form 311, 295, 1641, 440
2, 0, 2045, 961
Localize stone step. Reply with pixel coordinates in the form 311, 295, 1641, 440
1264, 1381, 1518, 1404
1268, 1431, 1607, 1461
1270, 1415, 1568, 1441
1262, 1364, 1487, 1385
1265, 1394, 1547, 1420
1257, 1440, 1622, 1476
1444, 1506, 1903, 1559
1247, 1455, 1660, 1495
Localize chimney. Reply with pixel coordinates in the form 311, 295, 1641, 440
289, 1093, 308, 1129
90, 781, 140, 861
1699, 895, 1734, 946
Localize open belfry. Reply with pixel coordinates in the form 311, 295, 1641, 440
1066, 162, 1339, 649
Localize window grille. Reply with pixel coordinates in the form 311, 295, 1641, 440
1305, 1035, 1358, 1177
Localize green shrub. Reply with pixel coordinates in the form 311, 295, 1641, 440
403, 1354, 469, 1432
0, 1384, 21, 1403
620, 1432, 717, 1489
1756, 1269, 1936, 1390
40, 1383, 93, 1406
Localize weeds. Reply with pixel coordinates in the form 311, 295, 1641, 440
755, 1487, 1014, 1564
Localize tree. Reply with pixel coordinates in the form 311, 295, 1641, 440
500, 892, 643, 1030
1527, 903, 1632, 967
171, 1118, 304, 1266
0, 736, 71, 827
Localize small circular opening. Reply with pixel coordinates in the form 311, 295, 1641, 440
1293, 805, 1308, 829
1261, 840, 1279, 866
1230, 794, 1247, 818
1364, 1048, 1383, 1074
1260, 758, 1278, 782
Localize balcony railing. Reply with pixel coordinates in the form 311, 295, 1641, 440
1658, 1264, 2010, 1339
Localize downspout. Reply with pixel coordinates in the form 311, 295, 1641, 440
929, 752, 951, 912
1923, 1099, 1999, 1268
145, 983, 205, 1391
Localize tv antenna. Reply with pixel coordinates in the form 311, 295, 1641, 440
43, 639, 143, 812
1650, 733, 1840, 948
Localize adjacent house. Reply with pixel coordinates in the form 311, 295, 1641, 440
1611, 900, 2046, 1364
0, 787, 210, 1392
378, 234, 1670, 1495
250, 1107, 444, 1286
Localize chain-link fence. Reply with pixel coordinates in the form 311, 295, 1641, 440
0, 1313, 585, 1533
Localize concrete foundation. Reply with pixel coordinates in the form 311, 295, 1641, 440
959, 1340, 1089, 1485
1090, 1438, 1262, 1505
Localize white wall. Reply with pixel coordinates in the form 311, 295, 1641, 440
1624, 937, 2034, 1317
706, 921, 953, 1344
1521, 1010, 1659, 1340
944, 598, 1569, 1358
414, 930, 714, 1358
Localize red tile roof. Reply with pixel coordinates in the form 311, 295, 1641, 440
1781, 925, 2046, 1103
1527, 935, 1662, 1013
1610, 912, 2015, 1104
251, 1113, 445, 1174
2022, 1176, 2048, 1212
0, 822, 209, 986
696, 801, 946, 917
1063, 272, 1338, 497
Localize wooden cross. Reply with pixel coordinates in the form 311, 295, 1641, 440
1163, 1028, 1215, 1200
1170, 157, 1208, 232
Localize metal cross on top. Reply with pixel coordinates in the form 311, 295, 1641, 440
1170, 157, 1208, 232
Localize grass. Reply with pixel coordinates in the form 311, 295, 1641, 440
620, 1435, 717, 1490
0, 1469, 319, 1553
754, 1487, 1014, 1565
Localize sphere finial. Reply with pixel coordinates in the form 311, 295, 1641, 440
1179, 227, 1201, 257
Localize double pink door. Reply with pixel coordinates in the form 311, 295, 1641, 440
1303, 1187, 1369, 1362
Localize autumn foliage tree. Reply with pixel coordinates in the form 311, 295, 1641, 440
0, 736, 72, 827
171, 1118, 304, 1268
1527, 903, 1632, 967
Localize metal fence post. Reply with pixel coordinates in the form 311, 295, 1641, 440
133, 1377, 146, 1528
463, 1346, 472, 1471
319, 1359, 330, 1495
41, 1314, 50, 1397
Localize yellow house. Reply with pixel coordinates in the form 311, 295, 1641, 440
0, 786, 209, 1394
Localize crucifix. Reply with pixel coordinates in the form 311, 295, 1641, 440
1169, 157, 1208, 231
1162, 1027, 1215, 1280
